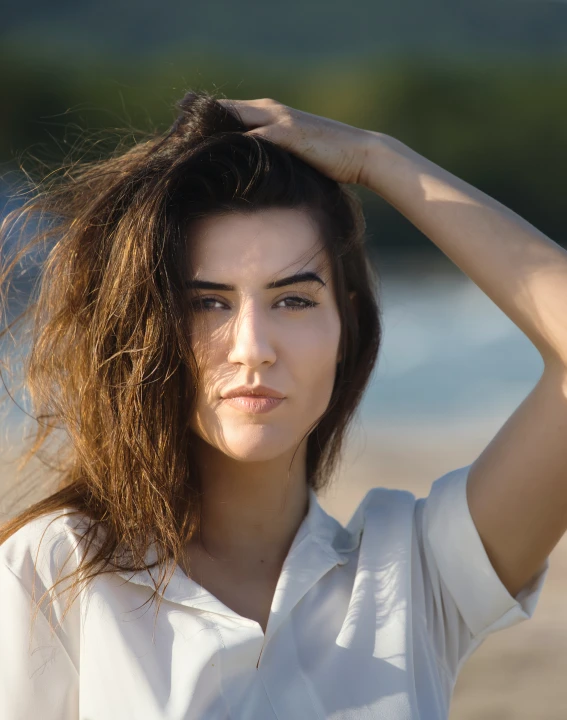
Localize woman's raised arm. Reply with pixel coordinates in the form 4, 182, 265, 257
219, 96, 567, 598
358, 130, 567, 599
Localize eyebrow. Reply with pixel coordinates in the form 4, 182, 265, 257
184, 271, 327, 292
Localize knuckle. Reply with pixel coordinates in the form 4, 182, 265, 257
261, 98, 287, 112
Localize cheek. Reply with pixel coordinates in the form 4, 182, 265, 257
186, 330, 224, 433
188, 321, 226, 380
288, 320, 341, 405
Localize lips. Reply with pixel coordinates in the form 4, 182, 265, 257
221, 385, 285, 400
223, 395, 284, 414
221, 385, 286, 414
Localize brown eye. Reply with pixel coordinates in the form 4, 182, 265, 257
277, 296, 319, 311
191, 297, 228, 311
190, 296, 319, 312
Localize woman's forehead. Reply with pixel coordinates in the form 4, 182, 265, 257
188, 208, 331, 280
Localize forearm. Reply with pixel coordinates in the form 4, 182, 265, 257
361, 131, 567, 369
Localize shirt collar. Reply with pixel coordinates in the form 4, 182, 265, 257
73, 487, 363, 609
300, 486, 363, 560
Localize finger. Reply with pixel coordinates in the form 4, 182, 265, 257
217, 99, 276, 129
243, 128, 273, 140
243, 127, 295, 153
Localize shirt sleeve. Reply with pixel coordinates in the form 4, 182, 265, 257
415, 463, 549, 680
0, 516, 80, 720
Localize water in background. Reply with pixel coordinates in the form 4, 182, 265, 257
359, 267, 543, 436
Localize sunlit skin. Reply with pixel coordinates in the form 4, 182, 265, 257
184, 208, 351, 592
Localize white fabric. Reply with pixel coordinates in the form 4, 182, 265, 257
0, 464, 548, 719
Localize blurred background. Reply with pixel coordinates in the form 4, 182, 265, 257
1, 0, 567, 716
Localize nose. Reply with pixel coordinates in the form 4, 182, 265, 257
227, 299, 277, 368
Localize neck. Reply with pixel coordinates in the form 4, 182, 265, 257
188, 436, 310, 574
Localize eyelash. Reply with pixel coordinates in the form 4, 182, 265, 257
191, 296, 319, 312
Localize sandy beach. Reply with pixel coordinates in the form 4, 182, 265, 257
2, 421, 566, 718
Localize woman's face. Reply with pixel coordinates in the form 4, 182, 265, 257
186, 207, 343, 462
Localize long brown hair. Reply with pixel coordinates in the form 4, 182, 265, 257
0, 90, 382, 629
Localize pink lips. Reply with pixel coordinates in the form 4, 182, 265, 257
223, 396, 284, 413
221, 385, 286, 414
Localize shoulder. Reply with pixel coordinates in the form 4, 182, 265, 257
343, 466, 472, 550
0, 509, 92, 590
0, 510, 86, 684
348, 484, 417, 527
344, 484, 418, 551
348, 466, 473, 523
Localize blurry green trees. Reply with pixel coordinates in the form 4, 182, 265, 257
1, 46, 565, 257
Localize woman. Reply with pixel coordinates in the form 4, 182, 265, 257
0, 90, 564, 718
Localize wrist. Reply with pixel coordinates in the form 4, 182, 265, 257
359, 131, 414, 196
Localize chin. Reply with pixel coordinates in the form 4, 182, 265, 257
207, 424, 298, 463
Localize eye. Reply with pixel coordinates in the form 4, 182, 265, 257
191, 297, 227, 311
276, 296, 319, 311
190, 296, 319, 312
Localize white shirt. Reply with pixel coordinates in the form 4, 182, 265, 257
0, 464, 548, 719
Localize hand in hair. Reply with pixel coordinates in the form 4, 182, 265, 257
217, 97, 374, 187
